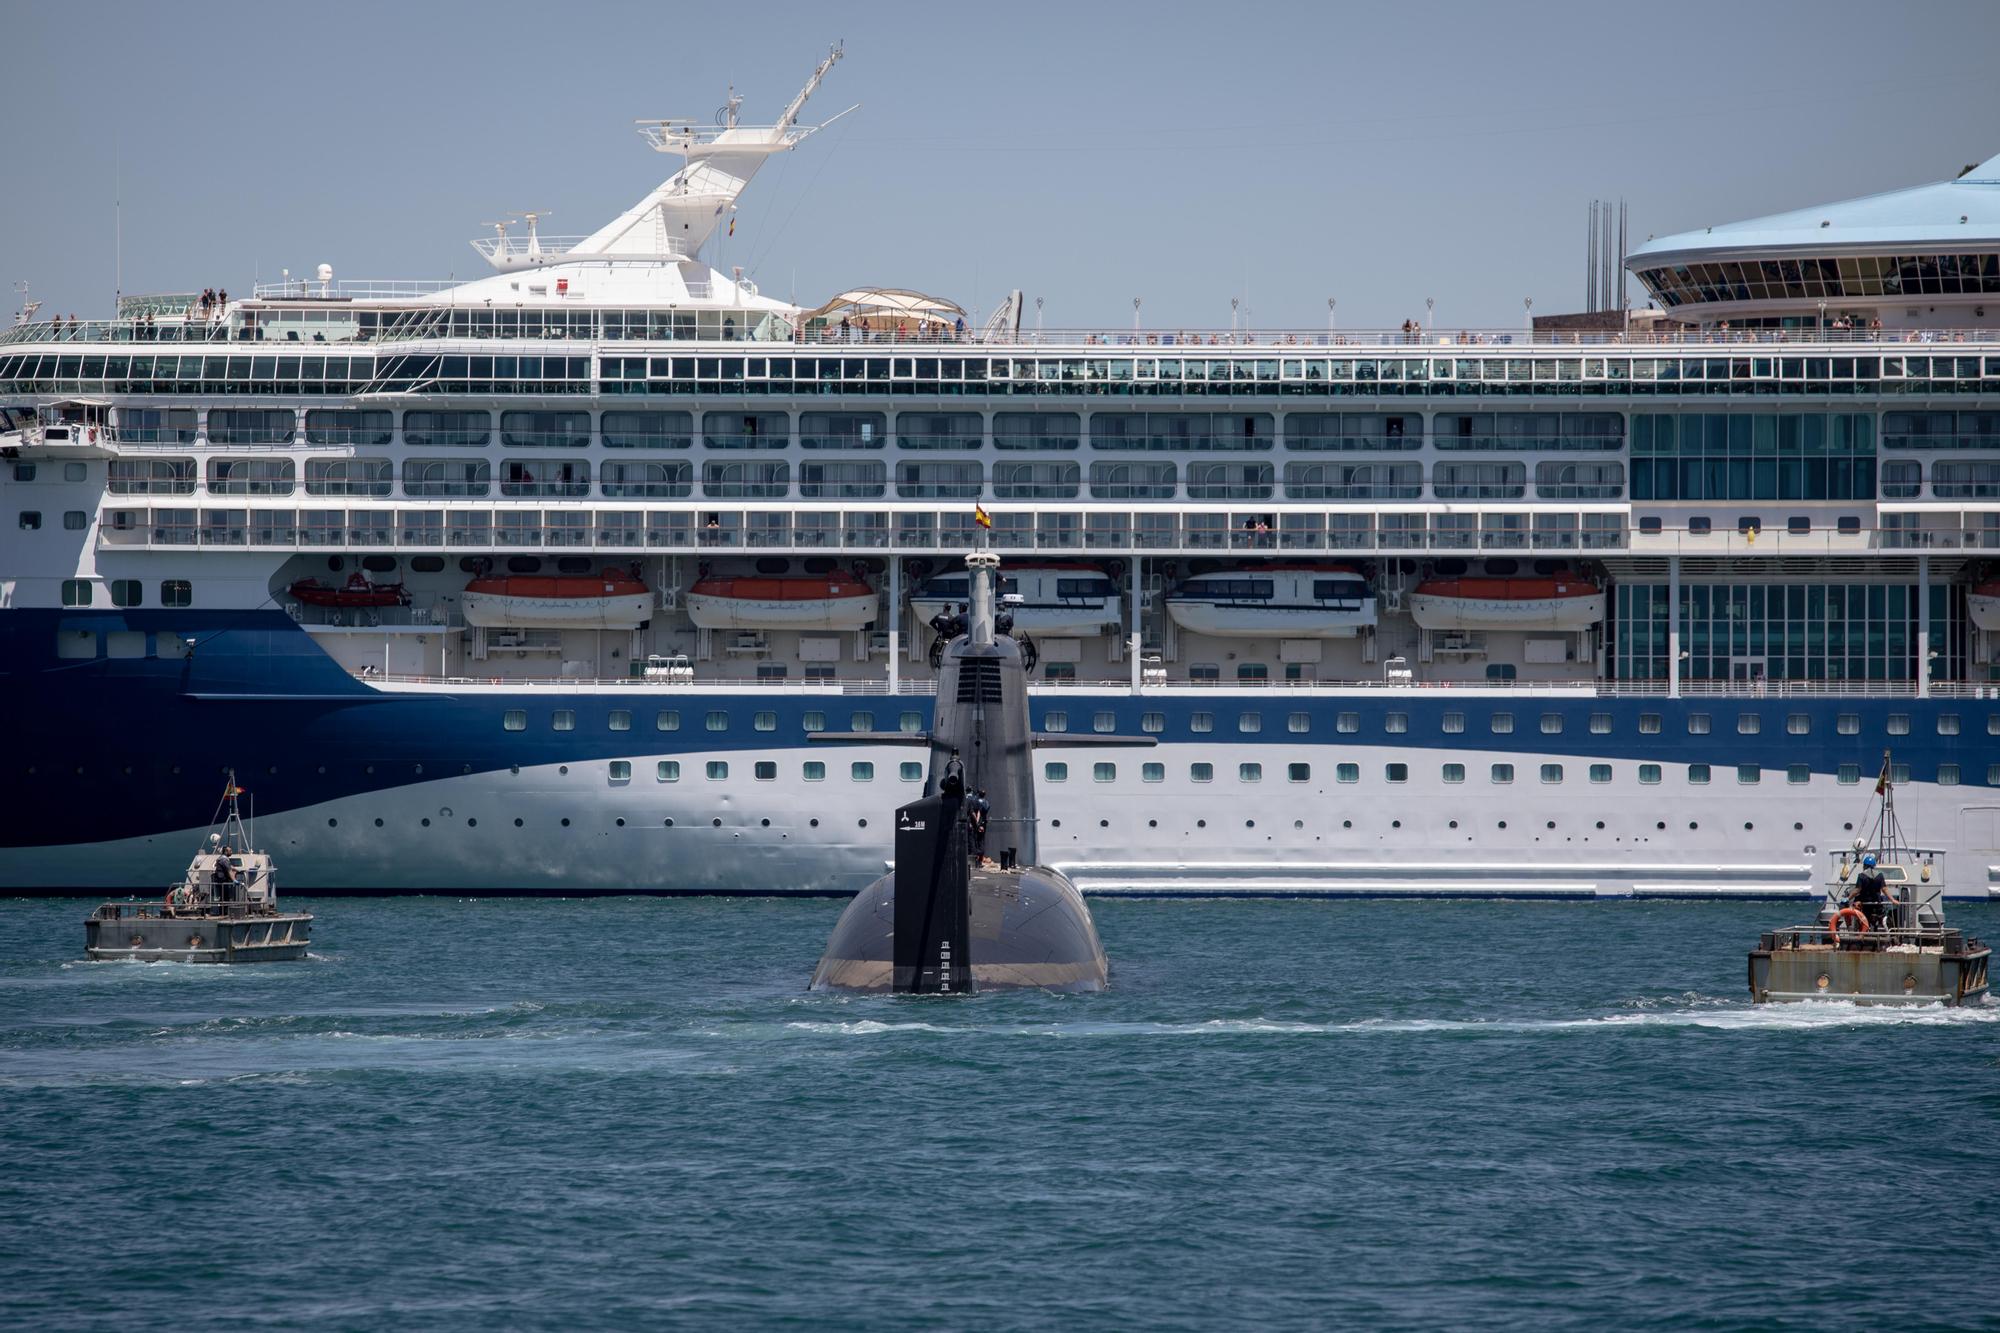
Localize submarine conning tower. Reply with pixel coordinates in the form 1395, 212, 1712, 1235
809, 549, 1115, 994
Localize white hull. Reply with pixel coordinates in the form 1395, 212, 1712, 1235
1968, 593, 2000, 633
685, 593, 878, 631
1409, 593, 1606, 632
1165, 600, 1377, 639
462, 592, 653, 630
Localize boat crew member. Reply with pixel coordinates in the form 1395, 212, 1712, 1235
211, 845, 237, 901
1847, 854, 1893, 931
968, 788, 990, 861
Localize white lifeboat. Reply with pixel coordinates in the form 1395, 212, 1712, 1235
1408, 577, 1606, 632
1164, 566, 1376, 639
910, 564, 1121, 636
462, 571, 653, 630
685, 574, 878, 631
1968, 579, 2000, 632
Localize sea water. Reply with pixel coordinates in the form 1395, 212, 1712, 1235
2, 896, 1996, 1330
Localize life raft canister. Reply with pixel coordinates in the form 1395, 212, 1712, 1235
1827, 906, 1870, 944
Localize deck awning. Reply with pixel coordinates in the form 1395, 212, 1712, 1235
803, 287, 966, 329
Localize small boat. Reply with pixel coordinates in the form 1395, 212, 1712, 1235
84, 774, 313, 964
910, 563, 1120, 636
288, 573, 411, 608
1408, 576, 1606, 632
1967, 578, 2000, 632
462, 571, 652, 629
685, 574, 878, 630
1748, 756, 1989, 1005
1164, 565, 1375, 638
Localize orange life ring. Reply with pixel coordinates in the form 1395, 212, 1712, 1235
1827, 906, 1869, 945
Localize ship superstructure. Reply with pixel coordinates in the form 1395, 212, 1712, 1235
4, 54, 2000, 899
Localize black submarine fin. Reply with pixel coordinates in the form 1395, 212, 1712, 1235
892, 793, 971, 994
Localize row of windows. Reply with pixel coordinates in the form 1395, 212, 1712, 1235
1635, 253, 2000, 309
647, 759, 924, 783
501, 708, 928, 734
57, 581, 190, 610
1044, 759, 1981, 785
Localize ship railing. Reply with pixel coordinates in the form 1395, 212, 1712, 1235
468, 235, 592, 264
289, 602, 463, 629
358, 672, 940, 694
249, 279, 460, 300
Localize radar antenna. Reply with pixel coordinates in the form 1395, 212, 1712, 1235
13, 281, 39, 327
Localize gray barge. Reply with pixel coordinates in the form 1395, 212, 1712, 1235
1749, 762, 1988, 1006
84, 775, 313, 963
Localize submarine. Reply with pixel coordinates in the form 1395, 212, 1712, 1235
810, 549, 1144, 993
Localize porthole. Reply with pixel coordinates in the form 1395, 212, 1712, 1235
1391, 820, 1400, 829
1099, 819, 1109, 828
1689, 821, 1699, 830
1148, 819, 1157, 828
510, 765, 520, 775
365, 765, 374, 775
1498, 821, 1507, 829
1197, 819, 1207, 828
1449, 820, 1458, 829
1546, 821, 1555, 829
413, 764, 423, 775
467, 818, 477, 827
124, 766, 133, 776
1342, 819, 1352, 829
616, 818, 626, 827
761, 818, 770, 827
559, 765, 569, 776
1744, 822, 1754, 831
1293, 820, 1303, 830
1052, 819, 1062, 828
858, 818, 868, 828
514, 818, 524, 827
317, 765, 326, 774
665, 818, 675, 827
374, 817, 383, 827
710, 818, 720, 828
462, 764, 471, 774
561, 817, 572, 828
327, 818, 337, 827
808, 818, 819, 828
1656, 821, 1665, 830
267, 766, 277, 776
1246, 819, 1255, 829
1843, 822, 1853, 831
1793, 822, 1803, 831
171, 765, 180, 774
421, 818, 430, 827
1595, 821, 1604, 829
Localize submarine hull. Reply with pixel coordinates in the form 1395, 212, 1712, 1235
810, 864, 1109, 994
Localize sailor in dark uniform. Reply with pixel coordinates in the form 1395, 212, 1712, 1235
1847, 854, 1893, 930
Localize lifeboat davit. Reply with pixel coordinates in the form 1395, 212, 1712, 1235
1968, 579, 2000, 632
684, 575, 878, 631
1164, 566, 1376, 639
462, 571, 652, 630
1408, 577, 1606, 632
288, 573, 411, 608
909, 563, 1121, 636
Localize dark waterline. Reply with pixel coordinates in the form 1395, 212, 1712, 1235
3, 897, 1996, 1330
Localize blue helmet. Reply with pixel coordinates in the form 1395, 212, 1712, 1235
1862, 854, 1877, 868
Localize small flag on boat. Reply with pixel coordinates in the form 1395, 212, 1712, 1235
227, 783, 246, 797
727, 215, 735, 237
974, 505, 992, 529
1874, 758, 1891, 795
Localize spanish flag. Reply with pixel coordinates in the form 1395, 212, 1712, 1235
1874, 756, 1891, 795
974, 505, 992, 529
727, 215, 735, 237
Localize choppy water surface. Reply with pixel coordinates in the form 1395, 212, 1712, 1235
3, 896, 1997, 1330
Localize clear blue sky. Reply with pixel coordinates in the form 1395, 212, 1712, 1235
6, 0, 1995, 330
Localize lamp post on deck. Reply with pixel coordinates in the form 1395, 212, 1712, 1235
1327, 297, 1336, 340
1425, 296, 1434, 342
1133, 297, 1141, 333
1524, 296, 1534, 340
1818, 298, 1828, 339
1230, 296, 1239, 338
1034, 295, 1044, 342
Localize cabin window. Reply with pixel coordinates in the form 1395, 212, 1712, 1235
851, 762, 874, 781
1093, 763, 1116, 783
1384, 763, 1407, 783
1442, 763, 1465, 784
656, 710, 680, 731
1189, 664, 1220, 681
1738, 765, 1760, 785
1190, 763, 1214, 782
1838, 764, 1859, 785
503, 710, 526, 732
1043, 710, 1069, 733
1540, 764, 1563, 784
1385, 712, 1408, 734
1540, 714, 1562, 735
1237, 663, 1268, 682
608, 710, 631, 732
896, 762, 920, 782
1142, 712, 1164, 733
1786, 714, 1810, 735
1590, 764, 1612, 784
1491, 764, 1514, 784
1938, 714, 1960, 736
1142, 763, 1164, 782
1490, 712, 1514, 735
608, 761, 632, 782
1639, 713, 1661, 734
802, 711, 825, 733
1887, 714, 1909, 736
1044, 762, 1069, 782
902, 712, 924, 734
60, 579, 91, 606
1933, 763, 1959, 785
110, 580, 141, 607
1240, 763, 1263, 782
849, 712, 876, 733
1044, 663, 1076, 681
1238, 712, 1261, 734
1892, 762, 1910, 784
552, 710, 575, 732
1442, 711, 1465, 734
753, 711, 777, 732
1990, 715, 2000, 737
60, 510, 84, 530
1688, 713, 1711, 735
19, 511, 42, 531
1738, 713, 1760, 735
1337, 763, 1359, 783
1288, 763, 1311, 782
1485, 664, 1517, 682
707, 761, 729, 780
1191, 712, 1214, 733
1787, 765, 1810, 785
1336, 713, 1358, 733
1589, 714, 1611, 735
658, 761, 680, 782
803, 762, 825, 782
1288, 713, 1310, 734
160, 580, 192, 608
706, 711, 728, 731
1639, 764, 1661, 784
1689, 764, 1711, 784
1837, 714, 1859, 735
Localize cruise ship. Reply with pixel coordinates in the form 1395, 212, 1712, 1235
5, 48, 2000, 899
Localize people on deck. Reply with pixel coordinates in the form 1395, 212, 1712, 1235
968, 789, 990, 861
